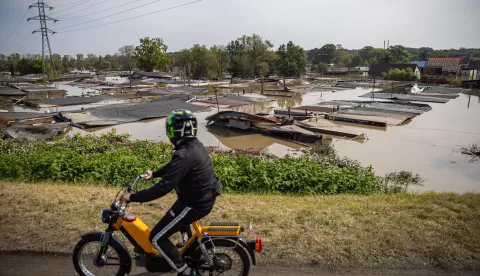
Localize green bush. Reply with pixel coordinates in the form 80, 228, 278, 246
0, 131, 418, 195
447, 77, 462, 87
382, 68, 418, 81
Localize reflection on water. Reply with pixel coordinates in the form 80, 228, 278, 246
206, 125, 303, 150
68, 87, 480, 193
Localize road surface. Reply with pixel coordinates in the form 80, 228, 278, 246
0, 253, 476, 276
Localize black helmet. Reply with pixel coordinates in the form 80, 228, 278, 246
165, 109, 198, 143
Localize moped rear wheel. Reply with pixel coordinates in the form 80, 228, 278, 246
196, 239, 251, 276
73, 237, 130, 276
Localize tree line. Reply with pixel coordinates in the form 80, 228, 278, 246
1, 34, 479, 79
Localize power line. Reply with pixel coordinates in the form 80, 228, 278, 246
10, 21, 29, 46
60, 0, 202, 33
16, 34, 37, 53
51, 0, 92, 16
56, 0, 165, 30
55, 0, 114, 19
6, 9, 30, 44
45, 0, 64, 4
60, 0, 144, 21
12, 31, 35, 52
49, 0, 87, 9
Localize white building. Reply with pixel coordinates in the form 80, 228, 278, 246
460, 69, 478, 81
97, 74, 129, 84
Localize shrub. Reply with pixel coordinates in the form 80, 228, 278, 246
0, 131, 421, 195
382, 68, 418, 81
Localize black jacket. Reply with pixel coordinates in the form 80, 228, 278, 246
130, 138, 219, 207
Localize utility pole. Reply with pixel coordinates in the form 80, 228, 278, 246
28, 0, 58, 78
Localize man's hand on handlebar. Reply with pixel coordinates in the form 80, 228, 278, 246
144, 170, 153, 180
119, 193, 131, 202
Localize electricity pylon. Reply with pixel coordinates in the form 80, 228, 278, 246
28, 0, 58, 78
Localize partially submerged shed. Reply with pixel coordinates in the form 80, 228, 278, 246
4, 122, 71, 140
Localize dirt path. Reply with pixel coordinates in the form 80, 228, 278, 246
0, 253, 477, 276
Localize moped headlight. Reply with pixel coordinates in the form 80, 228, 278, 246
100, 209, 110, 223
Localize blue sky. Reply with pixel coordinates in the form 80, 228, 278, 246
1, 0, 479, 56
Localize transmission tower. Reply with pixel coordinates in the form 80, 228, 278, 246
28, 0, 58, 78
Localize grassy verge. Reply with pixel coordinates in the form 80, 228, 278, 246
1, 182, 479, 269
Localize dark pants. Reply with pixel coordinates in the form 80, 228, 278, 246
149, 200, 214, 273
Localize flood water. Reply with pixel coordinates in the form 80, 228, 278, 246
64, 87, 479, 193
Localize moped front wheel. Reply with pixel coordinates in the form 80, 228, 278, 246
72, 235, 130, 276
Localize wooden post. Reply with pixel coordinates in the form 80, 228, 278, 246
372, 76, 376, 103
214, 89, 220, 113
243, 89, 245, 95
288, 107, 291, 118
261, 78, 264, 94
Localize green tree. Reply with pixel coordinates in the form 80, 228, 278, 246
62, 55, 73, 73
241, 34, 275, 78
276, 41, 307, 90
359, 46, 376, 65
226, 39, 247, 78
85, 54, 98, 70
318, 44, 337, 64
349, 54, 364, 67
387, 45, 410, 63
430, 50, 450, 58
118, 45, 136, 72
172, 49, 192, 85
52, 53, 64, 74
7, 53, 21, 76
418, 47, 433, 60
104, 54, 119, 70
95, 55, 111, 71
210, 45, 230, 78
189, 44, 217, 79
372, 48, 387, 64
76, 54, 84, 70
134, 37, 169, 72
0, 54, 8, 72
333, 44, 351, 66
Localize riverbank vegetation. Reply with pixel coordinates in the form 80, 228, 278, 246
1, 181, 479, 269
0, 130, 421, 195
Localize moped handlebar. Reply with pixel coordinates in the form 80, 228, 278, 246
116, 174, 149, 216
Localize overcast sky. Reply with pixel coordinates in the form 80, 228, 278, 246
1, 0, 479, 56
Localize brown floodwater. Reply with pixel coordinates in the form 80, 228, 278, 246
69, 87, 480, 193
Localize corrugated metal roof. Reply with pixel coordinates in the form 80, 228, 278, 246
411, 61, 428, 69
427, 58, 460, 72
